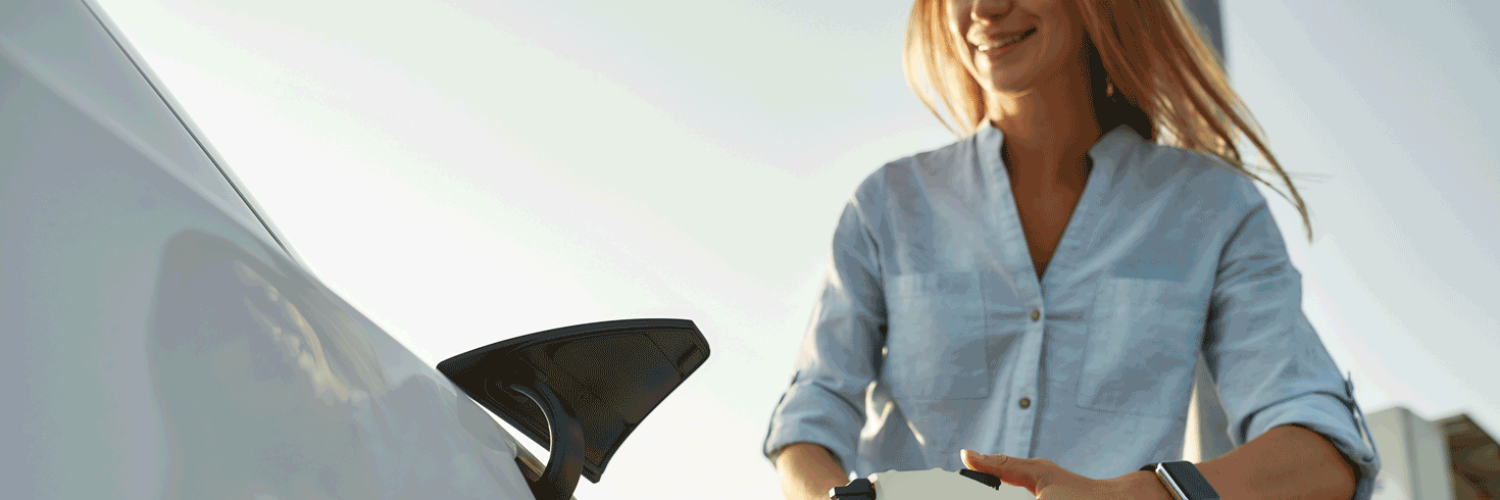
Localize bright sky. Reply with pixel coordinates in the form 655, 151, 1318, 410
92, 0, 1498, 498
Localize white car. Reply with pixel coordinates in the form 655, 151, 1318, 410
0, 1, 709, 499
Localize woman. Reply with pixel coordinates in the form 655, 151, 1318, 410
762, 0, 1380, 499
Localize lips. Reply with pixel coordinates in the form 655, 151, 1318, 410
975, 27, 1037, 52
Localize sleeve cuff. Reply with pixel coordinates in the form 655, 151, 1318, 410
1242, 392, 1382, 500
764, 428, 855, 474
763, 380, 862, 472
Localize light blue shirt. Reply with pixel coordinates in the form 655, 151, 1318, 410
763, 123, 1380, 499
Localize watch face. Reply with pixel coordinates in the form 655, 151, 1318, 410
1159, 462, 1220, 500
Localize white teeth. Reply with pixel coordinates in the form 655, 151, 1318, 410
980, 30, 1033, 51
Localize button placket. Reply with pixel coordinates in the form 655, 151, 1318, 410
1005, 307, 1046, 457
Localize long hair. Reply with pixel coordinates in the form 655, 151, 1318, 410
904, 0, 1312, 241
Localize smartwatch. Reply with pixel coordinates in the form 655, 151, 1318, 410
1139, 461, 1220, 500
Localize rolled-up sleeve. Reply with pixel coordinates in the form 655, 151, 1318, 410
762, 197, 886, 471
1204, 193, 1381, 500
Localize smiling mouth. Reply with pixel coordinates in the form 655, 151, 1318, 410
977, 28, 1037, 52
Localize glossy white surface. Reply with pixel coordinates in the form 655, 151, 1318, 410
0, 0, 541, 498
867, 469, 1034, 500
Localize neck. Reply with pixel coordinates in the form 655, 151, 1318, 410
985, 70, 1102, 187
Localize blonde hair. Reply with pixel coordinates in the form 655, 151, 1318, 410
904, 0, 1312, 241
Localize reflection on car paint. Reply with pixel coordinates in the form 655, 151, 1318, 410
148, 231, 535, 499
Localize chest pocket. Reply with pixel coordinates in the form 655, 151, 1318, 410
1077, 276, 1205, 416
883, 271, 990, 400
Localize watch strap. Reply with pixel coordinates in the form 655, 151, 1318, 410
1140, 461, 1220, 500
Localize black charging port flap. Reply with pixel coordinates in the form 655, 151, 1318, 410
438, 319, 710, 500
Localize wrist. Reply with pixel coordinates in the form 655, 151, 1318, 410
807, 478, 847, 500
1115, 470, 1174, 500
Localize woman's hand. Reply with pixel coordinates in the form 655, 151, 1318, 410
960, 450, 1172, 500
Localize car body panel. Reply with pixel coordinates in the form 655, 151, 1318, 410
1, 0, 546, 498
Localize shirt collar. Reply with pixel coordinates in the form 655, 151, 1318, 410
974, 121, 1143, 166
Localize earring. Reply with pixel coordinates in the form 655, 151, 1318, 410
1105, 76, 1116, 98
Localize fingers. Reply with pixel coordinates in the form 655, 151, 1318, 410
961, 449, 1050, 493
959, 449, 988, 471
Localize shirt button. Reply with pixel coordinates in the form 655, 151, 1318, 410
1019, 397, 1032, 409
1030, 309, 1040, 321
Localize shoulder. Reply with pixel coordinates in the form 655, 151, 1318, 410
849, 134, 978, 210
1111, 137, 1268, 216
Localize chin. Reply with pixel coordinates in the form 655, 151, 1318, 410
972, 63, 1035, 95
980, 76, 1037, 96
